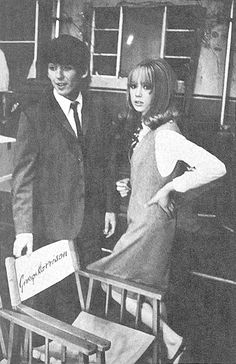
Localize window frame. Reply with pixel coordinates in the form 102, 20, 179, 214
90, 5, 199, 92
90, 6, 126, 89
0, 0, 39, 83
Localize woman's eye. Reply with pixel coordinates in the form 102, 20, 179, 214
143, 84, 152, 90
129, 84, 137, 89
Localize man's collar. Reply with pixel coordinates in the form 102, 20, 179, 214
53, 89, 83, 115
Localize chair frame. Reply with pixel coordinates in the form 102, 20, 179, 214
0, 302, 97, 364
78, 268, 165, 364
1, 239, 165, 363
1, 240, 111, 364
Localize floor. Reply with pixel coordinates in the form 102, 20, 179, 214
0, 190, 236, 364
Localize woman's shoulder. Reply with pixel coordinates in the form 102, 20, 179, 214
154, 121, 183, 138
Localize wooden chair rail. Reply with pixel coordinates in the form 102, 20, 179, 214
18, 303, 111, 352
80, 269, 165, 300
78, 269, 163, 364
0, 309, 97, 356
2, 241, 112, 364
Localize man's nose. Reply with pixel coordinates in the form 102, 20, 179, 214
55, 66, 64, 78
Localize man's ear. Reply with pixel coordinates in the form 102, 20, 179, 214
81, 68, 88, 79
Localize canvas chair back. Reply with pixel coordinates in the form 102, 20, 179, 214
2, 240, 110, 364
6, 240, 84, 308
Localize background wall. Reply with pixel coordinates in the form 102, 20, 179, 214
60, 0, 236, 99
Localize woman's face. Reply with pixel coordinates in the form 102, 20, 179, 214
129, 69, 154, 116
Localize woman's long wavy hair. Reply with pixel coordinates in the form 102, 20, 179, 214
126, 58, 179, 130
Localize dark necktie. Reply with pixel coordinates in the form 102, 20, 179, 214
129, 123, 143, 160
70, 101, 82, 138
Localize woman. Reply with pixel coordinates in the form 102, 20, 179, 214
88, 58, 226, 363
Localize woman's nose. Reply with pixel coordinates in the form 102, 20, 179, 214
135, 85, 142, 97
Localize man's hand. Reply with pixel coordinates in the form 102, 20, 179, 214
116, 178, 131, 197
145, 182, 175, 219
103, 212, 116, 238
13, 233, 33, 257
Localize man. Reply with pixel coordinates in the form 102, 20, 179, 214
12, 34, 117, 323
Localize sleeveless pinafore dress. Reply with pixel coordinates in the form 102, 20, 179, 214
88, 128, 183, 290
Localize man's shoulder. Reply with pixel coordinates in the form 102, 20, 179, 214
21, 86, 53, 118
85, 90, 111, 118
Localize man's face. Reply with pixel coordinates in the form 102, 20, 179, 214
48, 63, 82, 100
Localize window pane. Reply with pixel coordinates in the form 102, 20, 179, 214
94, 31, 118, 54
0, 0, 35, 41
120, 7, 164, 77
93, 55, 117, 76
0, 43, 34, 89
167, 6, 203, 29
164, 58, 190, 81
165, 32, 196, 57
95, 7, 120, 29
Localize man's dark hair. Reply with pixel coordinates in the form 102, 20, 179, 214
43, 34, 90, 76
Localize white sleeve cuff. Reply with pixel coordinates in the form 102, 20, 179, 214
16, 232, 33, 239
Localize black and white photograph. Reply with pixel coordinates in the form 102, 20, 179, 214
0, 0, 235, 363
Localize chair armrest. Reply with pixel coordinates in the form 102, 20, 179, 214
18, 304, 111, 352
0, 309, 97, 356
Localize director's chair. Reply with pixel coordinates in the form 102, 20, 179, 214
3, 239, 162, 363
1, 240, 110, 363
76, 268, 165, 364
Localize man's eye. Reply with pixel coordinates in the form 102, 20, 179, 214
62, 65, 73, 71
48, 65, 56, 71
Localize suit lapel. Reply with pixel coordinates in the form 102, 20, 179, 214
81, 93, 90, 136
47, 89, 77, 138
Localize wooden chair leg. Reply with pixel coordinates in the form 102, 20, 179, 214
152, 299, 161, 364
0, 317, 8, 358
7, 322, 23, 364
22, 329, 29, 362
19, 327, 29, 364
96, 350, 105, 364
28, 331, 33, 364
152, 338, 159, 364
78, 351, 89, 364
45, 337, 50, 364
7, 322, 14, 364
86, 278, 94, 311
61, 345, 67, 363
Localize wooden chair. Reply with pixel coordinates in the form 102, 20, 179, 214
34, 267, 162, 364
2, 240, 111, 363
3, 239, 162, 363
76, 268, 165, 364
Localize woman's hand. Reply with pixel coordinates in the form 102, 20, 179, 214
145, 182, 175, 218
116, 178, 131, 197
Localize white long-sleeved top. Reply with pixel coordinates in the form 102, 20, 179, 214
138, 123, 226, 193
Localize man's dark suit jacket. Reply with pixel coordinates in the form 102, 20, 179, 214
12, 87, 117, 246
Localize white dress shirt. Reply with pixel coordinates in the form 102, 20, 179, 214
53, 89, 83, 137
138, 122, 226, 193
